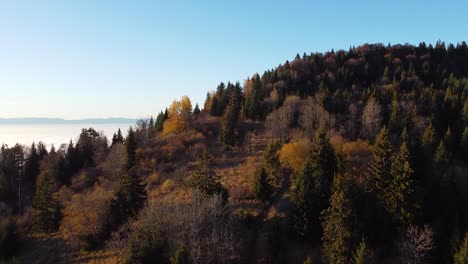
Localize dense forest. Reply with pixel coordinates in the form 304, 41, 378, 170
1, 41, 468, 263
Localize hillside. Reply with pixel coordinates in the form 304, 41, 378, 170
1, 41, 468, 263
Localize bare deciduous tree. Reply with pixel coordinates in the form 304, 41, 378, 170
397, 225, 434, 264
361, 97, 382, 140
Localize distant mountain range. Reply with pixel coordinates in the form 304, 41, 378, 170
0, 118, 138, 125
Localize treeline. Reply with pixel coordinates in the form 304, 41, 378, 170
1, 41, 468, 263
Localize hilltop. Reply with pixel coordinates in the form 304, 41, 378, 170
1, 41, 468, 263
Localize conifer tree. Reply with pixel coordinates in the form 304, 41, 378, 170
125, 127, 137, 170
454, 233, 468, 264
253, 166, 271, 202
110, 169, 147, 228
368, 127, 393, 197
352, 238, 372, 264
290, 156, 315, 238
389, 142, 415, 227
191, 148, 228, 200
24, 142, 40, 185
155, 111, 167, 132
309, 129, 337, 204
388, 92, 401, 135
261, 141, 281, 182
219, 89, 240, 147
193, 103, 201, 116
32, 172, 61, 233
321, 189, 353, 264
421, 123, 436, 162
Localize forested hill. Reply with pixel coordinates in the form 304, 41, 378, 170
1, 41, 468, 263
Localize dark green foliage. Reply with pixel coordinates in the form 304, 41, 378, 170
23, 142, 40, 186
219, 87, 241, 147
290, 157, 315, 238
125, 127, 137, 170
454, 233, 468, 264
32, 172, 61, 233
0, 216, 19, 259
261, 141, 281, 183
170, 244, 190, 264
110, 170, 147, 229
111, 128, 124, 146
388, 92, 401, 136
76, 128, 101, 167
368, 127, 393, 197
125, 224, 166, 264
191, 148, 228, 201
193, 103, 201, 116
155, 110, 168, 132
290, 130, 337, 238
352, 238, 372, 264
253, 166, 271, 202
321, 188, 353, 264
388, 142, 415, 227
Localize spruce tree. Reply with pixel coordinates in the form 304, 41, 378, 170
388, 92, 400, 135
290, 156, 315, 238
125, 127, 137, 170
32, 172, 61, 233
321, 189, 353, 264
193, 103, 201, 116
352, 238, 372, 264
24, 142, 40, 186
368, 127, 393, 197
219, 90, 240, 147
389, 142, 415, 227
155, 111, 166, 132
253, 166, 271, 202
261, 141, 281, 183
191, 148, 228, 200
110, 169, 147, 228
309, 129, 337, 206
454, 233, 468, 264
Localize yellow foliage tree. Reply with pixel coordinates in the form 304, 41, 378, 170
163, 96, 193, 135
278, 139, 311, 172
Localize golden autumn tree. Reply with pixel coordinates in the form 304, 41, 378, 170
278, 139, 311, 172
163, 96, 193, 135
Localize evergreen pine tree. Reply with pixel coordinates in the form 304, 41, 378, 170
368, 127, 393, 197
193, 103, 201, 116
219, 90, 240, 147
253, 166, 271, 202
24, 142, 40, 186
290, 156, 315, 238
454, 233, 468, 264
352, 238, 372, 264
32, 172, 61, 233
388, 92, 400, 135
389, 142, 415, 227
155, 111, 166, 132
321, 188, 353, 264
191, 148, 228, 200
125, 127, 137, 170
261, 141, 281, 183
110, 169, 147, 228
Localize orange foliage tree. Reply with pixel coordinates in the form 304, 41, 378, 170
163, 96, 193, 135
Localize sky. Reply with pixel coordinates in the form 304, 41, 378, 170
0, 0, 466, 119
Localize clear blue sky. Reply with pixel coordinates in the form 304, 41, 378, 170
0, 0, 466, 119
